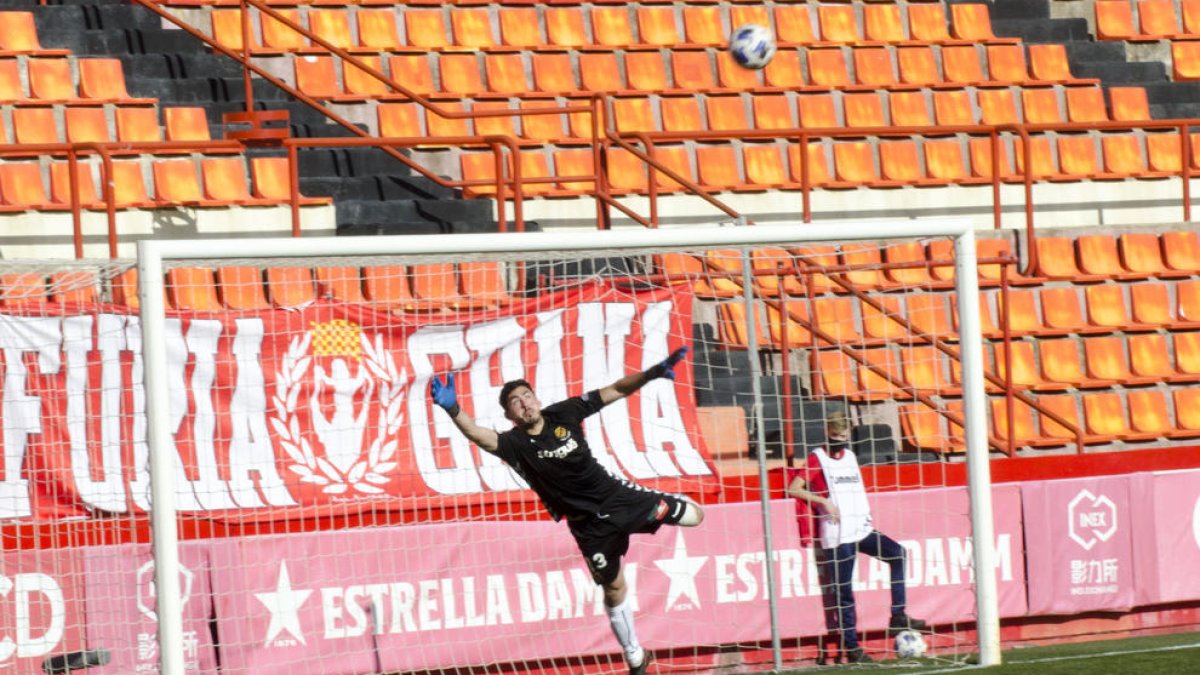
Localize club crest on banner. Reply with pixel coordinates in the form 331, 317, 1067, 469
270, 320, 407, 496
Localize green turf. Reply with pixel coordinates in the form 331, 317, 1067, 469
783, 631, 1200, 673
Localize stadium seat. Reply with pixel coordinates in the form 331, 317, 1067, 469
853, 47, 897, 87
152, 159, 205, 205
1130, 282, 1174, 326
1184, 0, 1200, 34
942, 45, 986, 85
0, 163, 52, 210
1172, 41, 1200, 80
307, 10, 354, 51
315, 267, 365, 303
978, 88, 1020, 126
1078, 234, 1140, 278
63, 106, 109, 142
992, 341, 1045, 389
817, 5, 859, 43
923, 139, 970, 183
897, 46, 941, 86
1037, 394, 1084, 443
79, 59, 150, 103
858, 347, 908, 400
908, 4, 952, 42
815, 349, 863, 399
357, 9, 401, 50
551, 149, 596, 192
840, 243, 887, 289
1038, 339, 1089, 389
933, 89, 976, 126
1173, 388, 1200, 435
216, 267, 269, 310
812, 297, 861, 342
807, 48, 852, 88
386, 55, 435, 96
201, 157, 257, 205
831, 142, 879, 185
1162, 230, 1200, 273
1138, 0, 1180, 37
1101, 134, 1149, 176
1065, 87, 1109, 123
773, 5, 815, 44
1095, 0, 1138, 39
951, 4, 999, 40
1042, 287, 1095, 333
1021, 87, 1064, 124
766, 300, 813, 348
545, 7, 587, 48
459, 261, 514, 306
164, 107, 212, 142
363, 266, 416, 311
168, 268, 221, 311
439, 54, 485, 96
13, 106, 59, 144
28, 57, 82, 102
592, 7, 635, 48
343, 56, 389, 98
864, 4, 906, 43
260, 9, 307, 52
1128, 389, 1173, 437
0, 59, 23, 103
900, 345, 957, 394
788, 142, 834, 187
995, 288, 1043, 335
1109, 87, 1152, 121
899, 401, 966, 453
884, 241, 938, 287
987, 44, 1030, 83
0, 273, 47, 306
1084, 335, 1153, 385
411, 262, 490, 310
860, 296, 907, 341
764, 49, 807, 88
1118, 233, 1172, 277
742, 145, 790, 188
1128, 333, 1179, 381
1084, 284, 1137, 331
844, 92, 888, 129
991, 398, 1047, 447
1083, 392, 1146, 441
451, 8, 495, 50
1028, 44, 1076, 83
905, 294, 955, 341
1035, 236, 1097, 281
116, 106, 162, 143
0, 11, 65, 55
791, 245, 839, 294
49, 270, 97, 305
718, 302, 770, 350
888, 91, 932, 127
749, 247, 805, 298
49, 162, 101, 208
638, 7, 680, 46
265, 267, 316, 309
529, 55, 579, 95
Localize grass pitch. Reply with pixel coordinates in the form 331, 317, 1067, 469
785, 630, 1200, 673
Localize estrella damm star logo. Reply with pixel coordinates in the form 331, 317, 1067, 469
554, 426, 569, 440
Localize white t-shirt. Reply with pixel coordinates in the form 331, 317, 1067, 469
812, 446, 873, 548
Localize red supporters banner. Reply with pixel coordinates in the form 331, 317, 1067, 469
0, 282, 713, 522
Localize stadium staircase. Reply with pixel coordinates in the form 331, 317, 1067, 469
6, 0, 494, 239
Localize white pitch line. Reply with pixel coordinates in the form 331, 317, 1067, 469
911, 641, 1200, 674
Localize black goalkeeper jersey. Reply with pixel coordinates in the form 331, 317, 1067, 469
495, 390, 633, 521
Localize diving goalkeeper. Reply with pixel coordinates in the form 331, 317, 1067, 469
430, 347, 703, 675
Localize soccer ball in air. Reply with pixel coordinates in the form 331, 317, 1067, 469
894, 629, 927, 659
728, 24, 776, 70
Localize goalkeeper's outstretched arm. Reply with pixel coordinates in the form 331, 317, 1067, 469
431, 374, 499, 453
598, 346, 689, 405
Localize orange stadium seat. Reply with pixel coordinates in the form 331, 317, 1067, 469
460, 261, 514, 306
900, 401, 966, 453
1039, 339, 1090, 389
48, 270, 97, 305
115, 106, 162, 143
813, 297, 861, 342
1038, 394, 1083, 442
716, 51, 761, 89
64, 107, 110, 143
671, 51, 717, 92
864, 4, 906, 43
840, 243, 887, 289
818, 5, 859, 43
878, 140, 923, 184
987, 44, 1030, 83
261, 10, 307, 52
164, 107, 211, 142
485, 53, 528, 95
1096, 0, 1137, 39
591, 7, 635, 48
789, 142, 834, 187
216, 267, 269, 310
343, 56, 389, 98
49, 162, 101, 208
767, 300, 813, 347
439, 54, 485, 96
1130, 282, 1174, 326
991, 398, 1046, 447
356, 9, 401, 51
1174, 331, 1200, 377
404, 10, 449, 50
807, 48, 851, 88
764, 49, 807, 88
773, 5, 815, 44
1083, 392, 1143, 440
1172, 41, 1200, 79
1162, 230, 1200, 273
951, 4, 999, 41
705, 95, 749, 131
28, 57, 79, 102
1085, 335, 1152, 385
451, 8, 495, 50
889, 90, 933, 127
897, 46, 941, 86
1084, 284, 1137, 330
742, 145, 790, 188
109, 160, 154, 209
0, 273, 47, 306
1119, 233, 1172, 276
993, 341, 1045, 389
153, 159, 205, 205
1028, 44, 1076, 82
201, 157, 256, 205
1185, 0, 1200, 34
315, 266, 365, 303
908, 4, 953, 42
933, 89, 976, 126
1101, 134, 1149, 176
1128, 333, 1179, 380
853, 47, 897, 87
168, 268, 221, 312
265, 267, 316, 309
844, 92, 887, 128
626, 51, 671, 92
1066, 87, 1109, 123
0, 11, 65, 54
544, 8, 587, 49
1138, 0, 1180, 37
0, 163, 52, 210
307, 10, 354, 51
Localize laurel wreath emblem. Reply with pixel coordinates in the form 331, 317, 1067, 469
270, 332, 407, 495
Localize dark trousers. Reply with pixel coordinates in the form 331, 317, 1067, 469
817, 530, 908, 649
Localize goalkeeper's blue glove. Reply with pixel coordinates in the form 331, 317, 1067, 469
430, 373, 461, 417
647, 346, 689, 381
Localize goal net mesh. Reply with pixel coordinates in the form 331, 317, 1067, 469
0, 234, 994, 673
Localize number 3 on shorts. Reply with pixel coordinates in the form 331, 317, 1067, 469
589, 553, 608, 575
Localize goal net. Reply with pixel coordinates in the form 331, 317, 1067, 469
0, 222, 1000, 674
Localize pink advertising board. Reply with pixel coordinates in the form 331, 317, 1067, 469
1022, 475, 1136, 615
0, 549, 87, 675
1130, 468, 1200, 606
81, 543, 219, 674
199, 489, 1025, 673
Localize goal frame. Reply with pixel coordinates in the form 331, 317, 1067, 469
137, 221, 999, 673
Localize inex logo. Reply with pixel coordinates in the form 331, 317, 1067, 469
1067, 489, 1118, 551
137, 560, 195, 622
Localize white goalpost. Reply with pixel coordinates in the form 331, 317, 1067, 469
133, 221, 998, 674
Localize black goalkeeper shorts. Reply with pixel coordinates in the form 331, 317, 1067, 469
568, 488, 692, 586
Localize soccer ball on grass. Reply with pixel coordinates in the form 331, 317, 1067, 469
728, 24, 776, 70
894, 629, 927, 659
